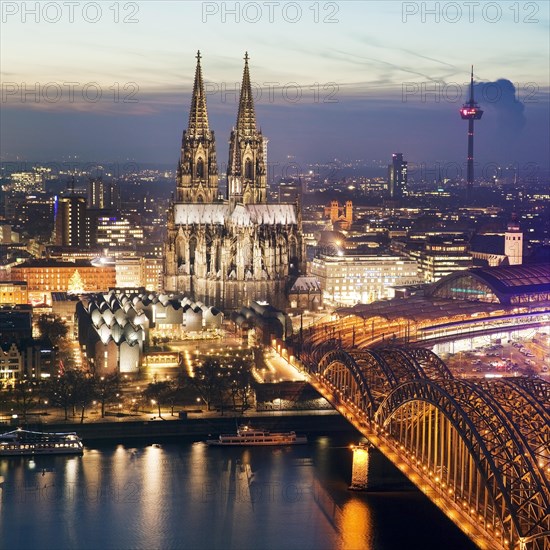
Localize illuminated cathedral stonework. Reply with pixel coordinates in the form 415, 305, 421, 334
163, 52, 305, 310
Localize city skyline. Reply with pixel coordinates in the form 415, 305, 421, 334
1, 4, 549, 548
1, 1, 549, 169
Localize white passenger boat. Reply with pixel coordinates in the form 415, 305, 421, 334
206, 425, 307, 446
0, 428, 83, 456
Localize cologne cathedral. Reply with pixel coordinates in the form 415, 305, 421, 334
163, 52, 305, 310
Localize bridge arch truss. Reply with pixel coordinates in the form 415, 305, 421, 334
303, 343, 550, 550
376, 379, 550, 550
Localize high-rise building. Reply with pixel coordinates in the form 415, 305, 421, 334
278, 180, 302, 204
87, 177, 120, 210
163, 52, 304, 310
54, 195, 87, 247
388, 153, 408, 200
19, 194, 56, 240
95, 216, 144, 250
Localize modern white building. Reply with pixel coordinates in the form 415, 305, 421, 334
114, 257, 164, 291
310, 254, 419, 306
115, 257, 143, 288
76, 290, 224, 374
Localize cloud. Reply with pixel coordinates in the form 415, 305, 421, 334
474, 79, 526, 135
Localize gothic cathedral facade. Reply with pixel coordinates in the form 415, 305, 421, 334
163, 52, 305, 310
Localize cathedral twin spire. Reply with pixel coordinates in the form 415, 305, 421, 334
187, 51, 210, 139
235, 52, 257, 137
177, 51, 266, 205
176, 50, 218, 203
227, 51, 266, 204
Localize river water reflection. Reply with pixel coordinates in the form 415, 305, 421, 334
1, 435, 476, 549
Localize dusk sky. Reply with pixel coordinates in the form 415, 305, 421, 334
1, 1, 549, 173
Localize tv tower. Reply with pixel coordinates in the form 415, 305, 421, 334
460, 66, 483, 202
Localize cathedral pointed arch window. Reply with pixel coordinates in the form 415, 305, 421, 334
196, 158, 205, 179
189, 236, 197, 272
289, 237, 297, 261
244, 158, 253, 180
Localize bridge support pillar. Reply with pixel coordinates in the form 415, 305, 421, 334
349, 443, 371, 491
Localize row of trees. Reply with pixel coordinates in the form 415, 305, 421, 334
1, 372, 123, 424
2, 356, 255, 423
143, 356, 254, 418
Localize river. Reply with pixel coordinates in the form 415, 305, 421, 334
0, 435, 477, 549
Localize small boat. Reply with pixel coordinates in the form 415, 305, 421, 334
0, 428, 83, 456
206, 425, 307, 446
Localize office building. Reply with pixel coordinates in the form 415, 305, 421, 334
388, 153, 408, 200
54, 195, 87, 247
310, 254, 419, 306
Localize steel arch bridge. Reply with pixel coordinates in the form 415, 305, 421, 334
297, 343, 550, 550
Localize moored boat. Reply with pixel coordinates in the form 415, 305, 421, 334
0, 428, 83, 456
206, 425, 307, 446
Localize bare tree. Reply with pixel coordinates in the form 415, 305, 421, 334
94, 373, 121, 417
143, 381, 173, 419
192, 359, 222, 411
11, 380, 38, 423
46, 369, 94, 422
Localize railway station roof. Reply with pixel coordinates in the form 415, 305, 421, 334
428, 263, 550, 305
336, 295, 506, 323
337, 264, 550, 320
